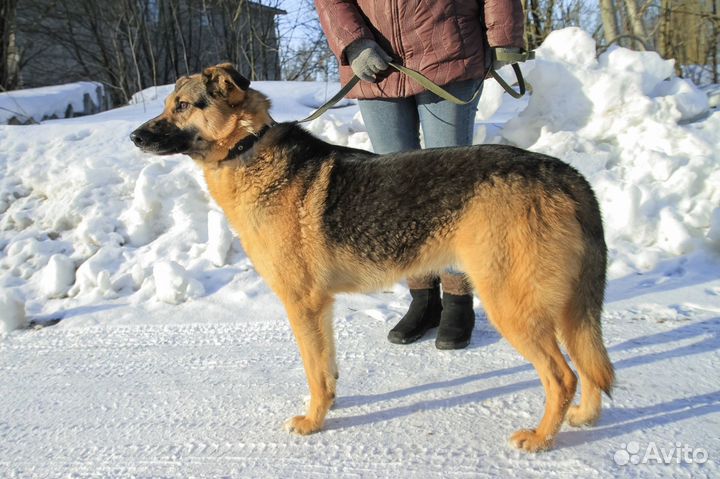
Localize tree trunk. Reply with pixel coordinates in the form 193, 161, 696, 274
1, 0, 20, 90
658, 0, 671, 59
713, 0, 719, 83
527, 0, 543, 48
624, 0, 648, 48
544, 0, 555, 37
600, 0, 620, 45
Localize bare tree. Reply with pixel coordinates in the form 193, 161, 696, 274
624, 0, 649, 46
14, 0, 285, 104
0, 0, 20, 90
10, 0, 719, 100
523, 0, 598, 49
655, 0, 719, 79
525, 0, 557, 48
600, 0, 621, 44
277, 0, 336, 81
712, 0, 719, 82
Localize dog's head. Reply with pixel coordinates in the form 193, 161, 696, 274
130, 63, 271, 162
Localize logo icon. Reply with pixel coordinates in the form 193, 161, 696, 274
614, 441, 708, 466
614, 441, 642, 466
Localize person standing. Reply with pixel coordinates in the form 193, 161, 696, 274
315, 0, 526, 349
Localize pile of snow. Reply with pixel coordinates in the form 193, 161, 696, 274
0, 28, 718, 321
0, 82, 107, 124
0, 289, 26, 334
498, 28, 718, 277
152, 260, 205, 304
41, 254, 75, 297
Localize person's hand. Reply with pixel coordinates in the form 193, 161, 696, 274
345, 39, 392, 82
492, 47, 522, 70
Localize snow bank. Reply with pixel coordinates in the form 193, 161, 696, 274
0, 28, 718, 321
500, 28, 718, 277
0, 82, 107, 124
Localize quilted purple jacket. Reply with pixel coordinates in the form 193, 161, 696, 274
315, 0, 525, 99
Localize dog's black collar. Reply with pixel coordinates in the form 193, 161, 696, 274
223, 124, 273, 162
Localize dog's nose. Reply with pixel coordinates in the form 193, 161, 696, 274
130, 129, 147, 147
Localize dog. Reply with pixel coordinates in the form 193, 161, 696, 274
130, 63, 614, 452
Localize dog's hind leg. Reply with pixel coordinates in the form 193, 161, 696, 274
470, 274, 577, 452
282, 293, 337, 435
565, 370, 601, 427
504, 329, 577, 452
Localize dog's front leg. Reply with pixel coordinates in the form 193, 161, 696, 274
282, 294, 337, 435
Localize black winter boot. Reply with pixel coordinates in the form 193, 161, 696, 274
387, 285, 442, 344
435, 293, 475, 350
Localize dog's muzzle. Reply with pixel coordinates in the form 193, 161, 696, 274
129, 128, 153, 149
130, 119, 196, 155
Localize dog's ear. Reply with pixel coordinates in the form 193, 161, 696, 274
202, 63, 250, 105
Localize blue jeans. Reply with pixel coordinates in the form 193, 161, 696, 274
358, 79, 482, 153
358, 79, 483, 291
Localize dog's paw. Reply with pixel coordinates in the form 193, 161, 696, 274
284, 415, 321, 435
510, 429, 553, 452
566, 404, 599, 427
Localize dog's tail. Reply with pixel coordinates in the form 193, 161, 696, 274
562, 310, 615, 397
561, 172, 615, 397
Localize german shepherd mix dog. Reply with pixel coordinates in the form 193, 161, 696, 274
131, 63, 614, 452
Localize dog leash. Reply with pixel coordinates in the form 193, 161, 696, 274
299, 50, 535, 123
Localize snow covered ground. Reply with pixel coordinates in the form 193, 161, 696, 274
1, 28, 719, 477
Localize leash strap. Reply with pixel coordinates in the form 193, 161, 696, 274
489, 64, 526, 99
388, 62, 484, 105
489, 49, 535, 99
299, 51, 534, 122
299, 76, 361, 123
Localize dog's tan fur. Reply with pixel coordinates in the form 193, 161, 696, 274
131, 64, 615, 452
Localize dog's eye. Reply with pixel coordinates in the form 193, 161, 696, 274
177, 101, 190, 112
